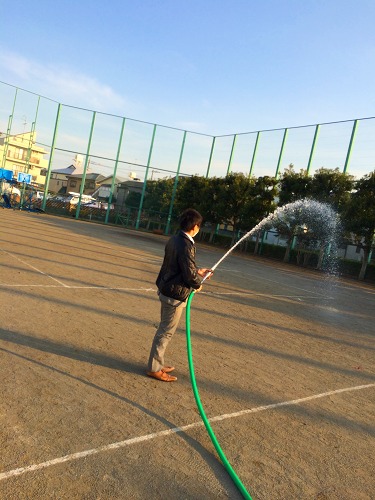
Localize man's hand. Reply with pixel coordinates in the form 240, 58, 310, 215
198, 268, 213, 280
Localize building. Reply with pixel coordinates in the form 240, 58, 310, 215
66, 172, 106, 196
0, 131, 49, 187
47, 154, 86, 194
91, 175, 127, 201
115, 179, 144, 208
48, 165, 76, 194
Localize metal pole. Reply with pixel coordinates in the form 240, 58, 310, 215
275, 128, 288, 178
306, 124, 320, 174
165, 130, 187, 235
343, 119, 358, 174
21, 102, 40, 209
2, 116, 13, 171
25, 96, 40, 177
76, 111, 96, 219
136, 124, 157, 229
258, 229, 266, 255
42, 103, 61, 211
205, 136, 216, 178
105, 117, 126, 224
206, 136, 218, 235
1, 88, 18, 169
368, 249, 373, 264
249, 131, 260, 177
226, 135, 237, 175
24, 120, 36, 174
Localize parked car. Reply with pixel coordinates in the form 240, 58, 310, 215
35, 191, 52, 200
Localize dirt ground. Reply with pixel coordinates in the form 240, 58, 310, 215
0, 209, 374, 500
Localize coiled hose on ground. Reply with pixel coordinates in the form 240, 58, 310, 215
186, 290, 252, 500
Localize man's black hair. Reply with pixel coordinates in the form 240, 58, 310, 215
179, 208, 203, 232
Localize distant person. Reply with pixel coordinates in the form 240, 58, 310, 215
2, 182, 20, 205
2, 193, 11, 208
147, 208, 212, 382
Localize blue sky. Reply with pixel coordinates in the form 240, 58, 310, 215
1, 0, 375, 136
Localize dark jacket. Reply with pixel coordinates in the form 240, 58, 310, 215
156, 230, 202, 301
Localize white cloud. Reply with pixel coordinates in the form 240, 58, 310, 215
0, 51, 127, 114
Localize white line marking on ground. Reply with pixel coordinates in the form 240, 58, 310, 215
0, 283, 330, 301
208, 383, 375, 422
0, 250, 68, 287
0, 383, 373, 481
218, 267, 325, 296
206, 291, 334, 300
0, 284, 156, 292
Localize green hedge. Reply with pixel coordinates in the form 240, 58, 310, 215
290, 249, 320, 267
259, 242, 287, 259
338, 259, 375, 281
210, 233, 233, 247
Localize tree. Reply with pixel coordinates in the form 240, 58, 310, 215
241, 176, 278, 228
278, 165, 312, 205
174, 175, 209, 215
124, 191, 141, 208
310, 167, 354, 211
341, 171, 375, 280
212, 173, 255, 244
142, 178, 174, 214
241, 175, 279, 253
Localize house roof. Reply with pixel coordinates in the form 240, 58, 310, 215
68, 173, 106, 181
52, 165, 76, 175
118, 179, 144, 187
99, 175, 127, 184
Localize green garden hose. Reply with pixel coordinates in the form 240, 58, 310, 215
186, 290, 252, 500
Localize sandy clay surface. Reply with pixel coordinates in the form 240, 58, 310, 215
0, 210, 374, 499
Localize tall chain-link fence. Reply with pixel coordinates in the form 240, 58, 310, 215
1, 80, 375, 231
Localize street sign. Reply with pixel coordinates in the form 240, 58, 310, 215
17, 172, 32, 183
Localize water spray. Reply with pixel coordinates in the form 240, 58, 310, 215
186, 199, 340, 499
203, 199, 340, 280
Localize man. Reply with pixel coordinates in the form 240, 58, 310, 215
147, 208, 212, 382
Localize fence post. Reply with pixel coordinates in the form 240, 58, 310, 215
275, 128, 288, 178
227, 134, 237, 175
306, 124, 320, 174
1, 88, 17, 169
258, 230, 267, 255
42, 103, 61, 211
343, 119, 358, 174
165, 130, 187, 235
76, 111, 96, 219
136, 124, 157, 229
206, 136, 216, 178
105, 117, 126, 224
249, 131, 260, 177
25, 96, 40, 177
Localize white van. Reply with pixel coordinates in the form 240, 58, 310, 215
67, 192, 96, 205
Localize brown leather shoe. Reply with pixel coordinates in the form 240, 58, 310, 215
162, 366, 175, 373
146, 370, 177, 382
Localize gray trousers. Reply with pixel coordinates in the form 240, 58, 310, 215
147, 292, 186, 372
